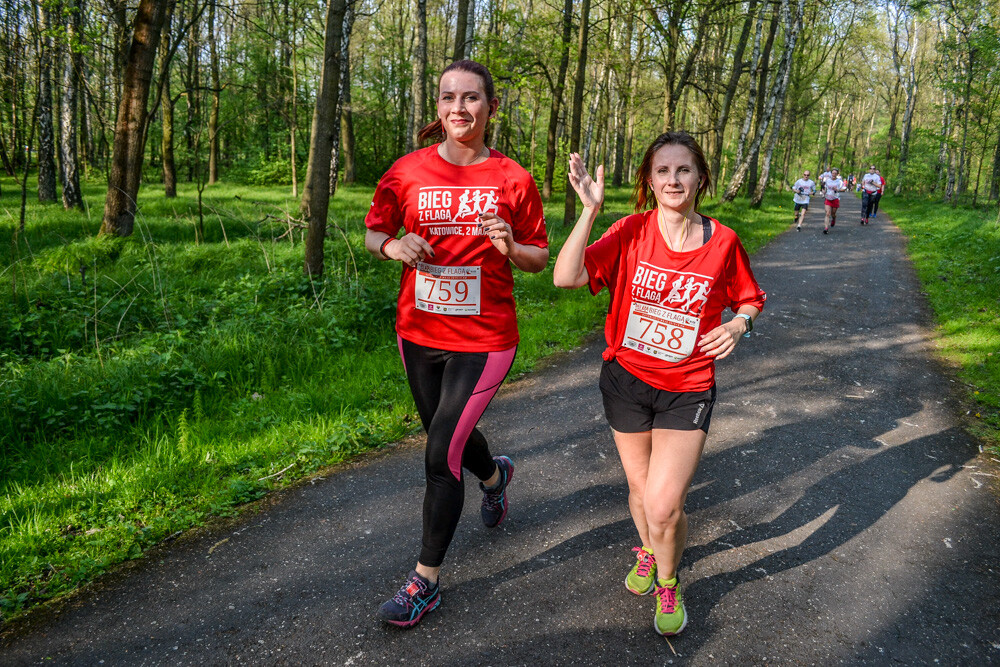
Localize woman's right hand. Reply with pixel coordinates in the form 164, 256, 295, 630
385, 233, 435, 268
568, 152, 604, 210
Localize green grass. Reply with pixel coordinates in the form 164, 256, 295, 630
886, 197, 1000, 451
0, 174, 790, 621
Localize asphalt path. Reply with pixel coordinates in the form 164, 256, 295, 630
3, 194, 1000, 666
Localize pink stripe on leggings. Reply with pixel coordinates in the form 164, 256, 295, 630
447, 346, 516, 481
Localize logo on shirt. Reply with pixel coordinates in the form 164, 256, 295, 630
418, 186, 499, 236
632, 263, 713, 315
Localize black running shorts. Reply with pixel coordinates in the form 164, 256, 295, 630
794, 202, 809, 212
599, 359, 716, 433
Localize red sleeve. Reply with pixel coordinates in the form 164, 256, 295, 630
511, 171, 548, 248
726, 236, 767, 312
364, 165, 404, 236
584, 216, 629, 295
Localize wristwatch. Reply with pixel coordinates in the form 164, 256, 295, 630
734, 313, 753, 338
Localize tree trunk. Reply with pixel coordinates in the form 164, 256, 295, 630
989, 133, 1000, 201
59, 0, 84, 210
340, 3, 356, 185
184, 5, 200, 182
710, 0, 758, 184
722, 2, 765, 201
747, 2, 780, 197
752, 0, 805, 206
36, 1, 58, 203
207, 0, 219, 184
542, 0, 573, 200
99, 0, 169, 236
301, 0, 347, 277
563, 0, 591, 225
161, 0, 177, 197
329, 2, 355, 196
957, 54, 974, 195
407, 0, 427, 152
454, 0, 470, 60
934, 88, 951, 194
895, 21, 919, 195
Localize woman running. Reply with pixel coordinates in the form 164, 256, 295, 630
553, 131, 765, 637
364, 59, 549, 628
822, 168, 847, 234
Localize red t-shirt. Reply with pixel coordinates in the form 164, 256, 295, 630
365, 145, 548, 352
584, 210, 766, 392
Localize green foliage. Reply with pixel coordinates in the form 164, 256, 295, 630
242, 155, 300, 186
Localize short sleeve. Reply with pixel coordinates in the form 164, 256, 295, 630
726, 236, 767, 312
584, 217, 628, 295
511, 173, 548, 248
364, 166, 404, 236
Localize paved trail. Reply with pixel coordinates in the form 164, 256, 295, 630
3, 195, 999, 666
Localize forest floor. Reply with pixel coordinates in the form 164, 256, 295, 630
2, 195, 999, 665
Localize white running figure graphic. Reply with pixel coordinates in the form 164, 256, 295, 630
664, 275, 710, 313
456, 188, 499, 219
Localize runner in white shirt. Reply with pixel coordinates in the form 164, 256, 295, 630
822, 168, 846, 234
818, 168, 832, 192
791, 170, 816, 231
860, 164, 882, 225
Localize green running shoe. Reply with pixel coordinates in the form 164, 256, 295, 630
654, 576, 688, 636
625, 546, 657, 595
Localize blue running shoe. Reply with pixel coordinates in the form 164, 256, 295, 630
377, 570, 441, 628
480, 455, 514, 528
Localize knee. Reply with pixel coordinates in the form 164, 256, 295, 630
626, 478, 647, 503
425, 446, 460, 486
643, 499, 683, 532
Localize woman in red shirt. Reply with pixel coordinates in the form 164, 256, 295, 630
364, 60, 549, 628
554, 131, 765, 637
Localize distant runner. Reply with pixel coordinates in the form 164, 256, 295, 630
822, 168, 847, 234
872, 169, 885, 220
553, 131, 766, 639
791, 170, 816, 231
818, 167, 832, 192
860, 164, 882, 225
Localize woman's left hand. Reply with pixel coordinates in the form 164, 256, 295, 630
480, 212, 514, 256
698, 321, 743, 360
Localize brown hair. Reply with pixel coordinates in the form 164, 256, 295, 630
417, 60, 497, 144
631, 131, 713, 214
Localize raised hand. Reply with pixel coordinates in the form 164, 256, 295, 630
567, 152, 604, 210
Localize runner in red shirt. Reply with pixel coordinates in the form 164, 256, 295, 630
553, 131, 765, 638
364, 60, 549, 628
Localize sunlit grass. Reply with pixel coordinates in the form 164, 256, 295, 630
0, 174, 790, 619
888, 197, 1000, 450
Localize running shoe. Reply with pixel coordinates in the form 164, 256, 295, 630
480, 455, 514, 528
626, 546, 657, 595
830, 219, 835, 227
823, 228, 829, 234
796, 225, 801, 231
377, 570, 441, 628
654, 577, 688, 637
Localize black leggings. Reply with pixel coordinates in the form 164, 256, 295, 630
398, 336, 516, 567
861, 191, 877, 219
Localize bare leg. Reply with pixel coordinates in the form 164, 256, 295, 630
612, 430, 654, 548
643, 428, 707, 580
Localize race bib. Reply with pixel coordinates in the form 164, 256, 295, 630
623, 302, 699, 362
414, 262, 481, 315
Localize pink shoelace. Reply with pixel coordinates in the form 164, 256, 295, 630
656, 582, 679, 613
631, 546, 655, 577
